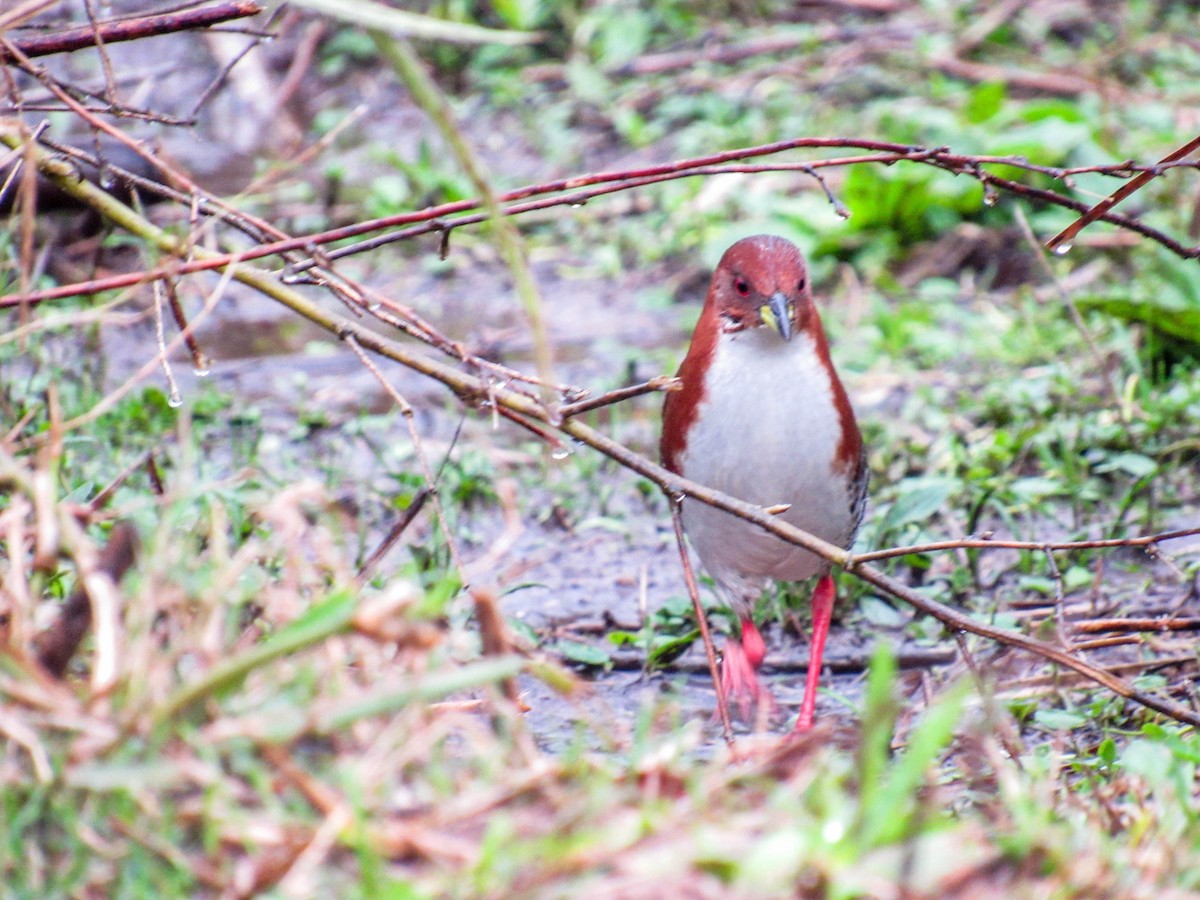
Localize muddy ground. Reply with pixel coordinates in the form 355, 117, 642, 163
92, 233, 1199, 750
26, 6, 1200, 750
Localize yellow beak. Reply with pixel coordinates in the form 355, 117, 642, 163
759, 292, 793, 341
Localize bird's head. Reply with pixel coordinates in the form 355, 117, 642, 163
661, 233, 857, 477
707, 235, 813, 342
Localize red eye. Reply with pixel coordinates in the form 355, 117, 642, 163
797, 277, 806, 291
734, 277, 750, 296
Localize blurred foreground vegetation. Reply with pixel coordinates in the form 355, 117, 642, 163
3, 0, 1200, 895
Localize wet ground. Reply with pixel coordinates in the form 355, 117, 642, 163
105, 255, 1197, 750
96, 246, 932, 746
90, 247, 1200, 748
27, 6, 1200, 750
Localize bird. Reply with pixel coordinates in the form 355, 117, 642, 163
661, 234, 867, 733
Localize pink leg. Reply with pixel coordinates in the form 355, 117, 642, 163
719, 617, 773, 720
793, 573, 835, 733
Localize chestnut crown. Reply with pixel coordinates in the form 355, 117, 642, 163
707, 235, 812, 341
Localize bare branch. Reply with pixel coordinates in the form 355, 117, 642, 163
0, 2, 265, 62
850, 527, 1200, 564
7, 135, 1199, 313
5, 110, 1199, 730
1047, 134, 1200, 253
559, 377, 681, 419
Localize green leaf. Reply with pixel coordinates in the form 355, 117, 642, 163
1062, 565, 1093, 591
564, 58, 611, 105
554, 639, 612, 668
507, 616, 540, 647
1009, 476, 1066, 501
1120, 738, 1174, 779
859, 596, 909, 629
965, 81, 1005, 123
577, 516, 632, 535
491, 0, 543, 30
1093, 452, 1158, 478
879, 478, 955, 533
856, 643, 899, 836
1033, 708, 1088, 731
1077, 252, 1200, 365
1097, 737, 1117, 766
317, 656, 524, 734
154, 587, 359, 724
647, 629, 701, 668
860, 676, 968, 848
591, 8, 651, 68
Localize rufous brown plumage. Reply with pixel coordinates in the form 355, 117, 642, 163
662, 234, 867, 732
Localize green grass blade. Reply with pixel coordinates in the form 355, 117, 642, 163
153, 587, 359, 724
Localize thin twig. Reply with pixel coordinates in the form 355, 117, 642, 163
1073, 617, 1200, 635
555, 645, 959, 673
356, 489, 431, 583
88, 450, 155, 513
162, 278, 210, 375
849, 527, 1200, 564
151, 282, 182, 408
1047, 134, 1200, 253
35, 521, 138, 678
82, 0, 120, 108
671, 499, 734, 746
952, 631, 1026, 763
7, 137, 1200, 310
373, 33, 558, 408
8, 124, 1200, 730
559, 377, 681, 419
1013, 203, 1122, 409
343, 335, 469, 583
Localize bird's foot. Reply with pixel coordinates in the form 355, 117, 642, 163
718, 618, 776, 722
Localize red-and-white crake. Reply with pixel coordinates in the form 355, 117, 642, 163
661, 234, 867, 733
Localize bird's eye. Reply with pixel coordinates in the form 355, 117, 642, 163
734, 277, 750, 296
797, 277, 807, 291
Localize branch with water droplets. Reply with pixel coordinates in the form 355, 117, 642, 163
5, 125, 1199, 730
6, 135, 1200, 312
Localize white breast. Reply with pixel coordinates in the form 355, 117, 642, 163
677, 327, 856, 606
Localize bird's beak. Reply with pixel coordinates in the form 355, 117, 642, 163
760, 292, 793, 342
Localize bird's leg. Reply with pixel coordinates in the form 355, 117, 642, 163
793, 573, 835, 733
719, 616, 774, 720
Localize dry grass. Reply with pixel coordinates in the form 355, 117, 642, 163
4, 1, 1200, 895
